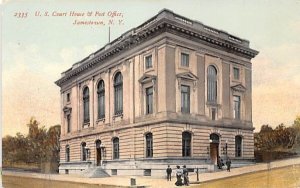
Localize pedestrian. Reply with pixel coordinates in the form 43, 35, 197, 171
175, 165, 183, 186
226, 157, 232, 172
221, 157, 224, 168
217, 156, 222, 169
166, 165, 172, 181
182, 165, 189, 186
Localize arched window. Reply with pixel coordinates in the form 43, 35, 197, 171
207, 65, 217, 103
65, 145, 70, 162
210, 133, 220, 143
97, 80, 105, 119
182, 132, 191, 157
81, 142, 87, 161
235, 136, 242, 157
113, 137, 119, 159
95, 139, 101, 148
145, 133, 153, 158
114, 72, 123, 115
83, 87, 90, 123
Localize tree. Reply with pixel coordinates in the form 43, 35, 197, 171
2, 117, 61, 171
292, 115, 300, 150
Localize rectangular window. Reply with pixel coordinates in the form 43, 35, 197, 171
181, 53, 189, 67
181, 85, 190, 113
66, 93, 70, 102
233, 96, 241, 120
145, 55, 152, 69
211, 108, 216, 121
233, 67, 240, 80
144, 169, 151, 176
145, 87, 153, 114
111, 169, 117, 175
67, 114, 71, 133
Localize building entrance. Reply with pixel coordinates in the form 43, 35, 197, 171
209, 133, 220, 165
210, 143, 219, 165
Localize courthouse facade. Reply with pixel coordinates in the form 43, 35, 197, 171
55, 9, 258, 176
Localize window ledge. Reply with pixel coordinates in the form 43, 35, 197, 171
145, 67, 154, 73
113, 113, 123, 120
206, 102, 220, 107
179, 66, 190, 70
145, 113, 154, 117
232, 79, 242, 84
82, 122, 90, 128
96, 118, 105, 123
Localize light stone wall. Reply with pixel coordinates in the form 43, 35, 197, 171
60, 122, 254, 175
59, 28, 255, 176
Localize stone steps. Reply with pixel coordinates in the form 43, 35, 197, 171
82, 166, 110, 178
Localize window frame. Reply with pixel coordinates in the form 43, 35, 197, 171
66, 114, 71, 133
181, 53, 189, 67
145, 55, 153, 69
233, 95, 241, 120
207, 65, 218, 103
182, 131, 192, 157
233, 67, 240, 80
113, 137, 119, 159
211, 108, 216, 121
83, 87, 90, 124
114, 72, 123, 115
145, 87, 153, 114
97, 80, 105, 119
81, 142, 87, 161
145, 133, 153, 158
66, 93, 70, 102
235, 136, 242, 157
181, 85, 190, 113
65, 145, 70, 162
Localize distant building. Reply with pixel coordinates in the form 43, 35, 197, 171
55, 9, 258, 176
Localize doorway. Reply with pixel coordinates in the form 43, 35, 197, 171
209, 133, 220, 165
210, 143, 219, 165
95, 140, 101, 166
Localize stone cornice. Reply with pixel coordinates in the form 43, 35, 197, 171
55, 9, 259, 87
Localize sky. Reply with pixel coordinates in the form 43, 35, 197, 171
1, 0, 300, 136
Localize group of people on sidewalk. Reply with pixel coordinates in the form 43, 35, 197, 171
217, 156, 232, 172
166, 165, 189, 186
165, 157, 231, 186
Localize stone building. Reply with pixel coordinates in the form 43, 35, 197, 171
55, 9, 258, 176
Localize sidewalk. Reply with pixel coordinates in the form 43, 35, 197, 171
3, 157, 300, 188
